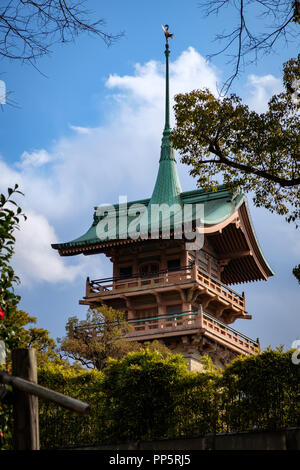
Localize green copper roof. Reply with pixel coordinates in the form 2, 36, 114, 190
51, 185, 274, 282
52, 186, 243, 249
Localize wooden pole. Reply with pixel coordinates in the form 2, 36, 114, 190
12, 348, 40, 450
0, 372, 90, 416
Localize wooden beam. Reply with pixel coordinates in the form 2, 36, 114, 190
120, 295, 133, 309
175, 288, 187, 303
218, 250, 251, 261
0, 365, 90, 419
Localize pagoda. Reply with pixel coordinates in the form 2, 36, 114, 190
52, 27, 274, 369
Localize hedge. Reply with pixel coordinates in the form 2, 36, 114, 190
1, 348, 299, 449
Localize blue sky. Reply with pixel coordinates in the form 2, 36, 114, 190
0, 0, 299, 350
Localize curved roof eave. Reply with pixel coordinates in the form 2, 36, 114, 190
238, 198, 275, 277
51, 189, 274, 282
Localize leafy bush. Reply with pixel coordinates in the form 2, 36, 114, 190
38, 362, 105, 449
101, 349, 189, 442
173, 370, 222, 436
221, 348, 300, 432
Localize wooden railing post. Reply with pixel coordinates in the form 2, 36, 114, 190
86, 276, 91, 296
198, 305, 203, 328
12, 348, 40, 450
192, 264, 198, 281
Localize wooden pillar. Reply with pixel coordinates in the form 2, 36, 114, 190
181, 248, 188, 268
132, 256, 138, 275
158, 303, 166, 316
160, 250, 167, 271
113, 258, 119, 278
12, 348, 40, 450
182, 302, 192, 313
198, 304, 203, 328
85, 276, 91, 296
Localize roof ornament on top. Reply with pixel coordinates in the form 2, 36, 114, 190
161, 24, 174, 45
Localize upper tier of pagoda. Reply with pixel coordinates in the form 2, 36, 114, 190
52, 27, 274, 286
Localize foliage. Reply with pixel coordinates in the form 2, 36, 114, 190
172, 55, 300, 224
0, 364, 13, 450
221, 348, 300, 431
100, 349, 189, 441
0, 185, 63, 446
38, 361, 105, 449
0, 185, 27, 350
1, 308, 59, 366
59, 305, 143, 370
139, 339, 172, 357
7, 347, 298, 449
0, 309, 63, 449
173, 368, 222, 436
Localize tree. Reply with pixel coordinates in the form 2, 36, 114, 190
221, 347, 300, 431
101, 349, 189, 441
199, 0, 300, 91
0, 185, 27, 350
0, 1, 121, 64
59, 305, 142, 370
59, 306, 171, 370
171, 54, 300, 224
0, 184, 68, 366
1, 308, 61, 367
0, 185, 67, 363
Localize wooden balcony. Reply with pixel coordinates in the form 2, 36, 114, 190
83, 266, 246, 315
126, 309, 259, 356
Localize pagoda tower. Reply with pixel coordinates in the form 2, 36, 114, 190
52, 28, 273, 369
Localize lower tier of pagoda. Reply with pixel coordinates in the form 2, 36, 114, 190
125, 307, 259, 366
79, 266, 258, 368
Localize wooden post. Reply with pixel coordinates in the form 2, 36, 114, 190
12, 349, 40, 450
198, 305, 203, 328
86, 276, 91, 296
192, 263, 198, 281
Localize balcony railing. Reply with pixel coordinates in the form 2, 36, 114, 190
201, 311, 258, 354
126, 310, 258, 355
88, 266, 191, 291
86, 266, 245, 310
196, 266, 245, 308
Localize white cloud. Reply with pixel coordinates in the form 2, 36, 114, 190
17, 149, 52, 168
245, 74, 283, 112
12, 210, 103, 286
13, 210, 79, 285
69, 125, 92, 135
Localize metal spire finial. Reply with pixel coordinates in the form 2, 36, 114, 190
161, 24, 174, 45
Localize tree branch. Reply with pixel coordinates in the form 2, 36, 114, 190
208, 142, 300, 186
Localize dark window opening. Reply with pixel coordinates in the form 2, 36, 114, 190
119, 266, 132, 278
166, 305, 182, 315
167, 259, 181, 271
139, 263, 159, 278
